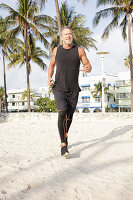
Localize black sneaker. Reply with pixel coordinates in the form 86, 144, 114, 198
61, 146, 70, 157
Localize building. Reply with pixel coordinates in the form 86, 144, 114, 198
115, 71, 131, 112
39, 87, 54, 100
7, 89, 42, 112
6, 71, 131, 113
7, 87, 54, 112
76, 72, 118, 113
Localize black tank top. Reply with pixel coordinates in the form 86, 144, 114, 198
55, 45, 81, 92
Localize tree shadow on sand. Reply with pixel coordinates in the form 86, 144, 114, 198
68, 125, 133, 159
0, 113, 9, 123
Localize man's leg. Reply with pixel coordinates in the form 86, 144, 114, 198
65, 91, 79, 146
52, 89, 70, 156
64, 111, 74, 146
58, 110, 70, 156
58, 110, 68, 146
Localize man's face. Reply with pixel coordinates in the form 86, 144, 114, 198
61, 28, 73, 45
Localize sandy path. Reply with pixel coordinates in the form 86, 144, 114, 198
0, 113, 133, 200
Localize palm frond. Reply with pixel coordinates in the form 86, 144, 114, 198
120, 15, 127, 39
102, 15, 120, 38
29, 23, 49, 48
97, 0, 117, 7
93, 6, 122, 27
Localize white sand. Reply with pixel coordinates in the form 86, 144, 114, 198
0, 112, 133, 200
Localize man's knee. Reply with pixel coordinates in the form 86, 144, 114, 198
58, 110, 67, 119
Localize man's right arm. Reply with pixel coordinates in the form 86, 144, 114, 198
48, 47, 57, 86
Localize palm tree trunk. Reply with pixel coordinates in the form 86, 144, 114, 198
2, 47, 8, 112
0, 98, 2, 112
127, 14, 133, 112
54, 0, 62, 43
24, 25, 31, 112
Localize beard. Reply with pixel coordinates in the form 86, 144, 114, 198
64, 38, 73, 45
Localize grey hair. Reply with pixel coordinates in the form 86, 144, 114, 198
61, 26, 73, 35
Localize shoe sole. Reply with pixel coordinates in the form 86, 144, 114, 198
62, 152, 70, 158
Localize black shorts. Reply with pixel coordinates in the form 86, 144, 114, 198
52, 88, 79, 113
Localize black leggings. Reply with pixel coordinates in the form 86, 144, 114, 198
58, 110, 74, 144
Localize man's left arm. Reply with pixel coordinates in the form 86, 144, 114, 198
78, 47, 92, 73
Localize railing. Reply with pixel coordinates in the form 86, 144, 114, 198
116, 80, 131, 87
116, 92, 131, 99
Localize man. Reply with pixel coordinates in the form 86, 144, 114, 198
48, 26, 92, 157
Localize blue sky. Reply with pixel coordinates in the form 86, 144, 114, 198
0, 0, 129, 89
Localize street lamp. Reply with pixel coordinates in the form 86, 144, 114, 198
96, 51, 109, 113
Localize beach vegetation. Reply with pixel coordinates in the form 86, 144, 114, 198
37, 97, 57, 112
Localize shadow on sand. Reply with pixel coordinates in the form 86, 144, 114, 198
0, 113, 9, 123
68, 125, 133, 159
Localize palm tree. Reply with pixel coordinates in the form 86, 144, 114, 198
54, 0, 62, 41
0, 0, 53, 112
91, 81, 102, 99
39, 0, 90, 43
91, 81, 114, 108
124, 55, 133, 68
0, 17, 11, 112
38, 0, 62, 42
21, 90, 35, 101
46, 1, 96, 52
7, 35, 48, 73
0, 87, 4, 112
93, 0, 133, 111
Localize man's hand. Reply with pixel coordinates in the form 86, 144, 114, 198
48, 47, 57, 86
48, 77, 54, 86
78, 47, 92, 74
82, 65, 92, 73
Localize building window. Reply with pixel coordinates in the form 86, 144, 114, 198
116, 93, 131, 99
107, 96, 110, 102
81, 96, 90, 103
95, 97, 100, 102
83, 73, 87, 77
81, 85, 90, 91
22, 102, 25, 106
12, 94, 15, 98
116, 80, 125, 87
12, 103, 15, 106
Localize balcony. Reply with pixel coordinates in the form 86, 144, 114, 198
116, 80, 131, 87
116, 92, 131, 99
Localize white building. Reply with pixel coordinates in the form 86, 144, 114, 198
115, 71, 131, 112
7, 87, 54, 112
7, 89, 42, 112
76, 72, 118, 113
39, 87, 54, 100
